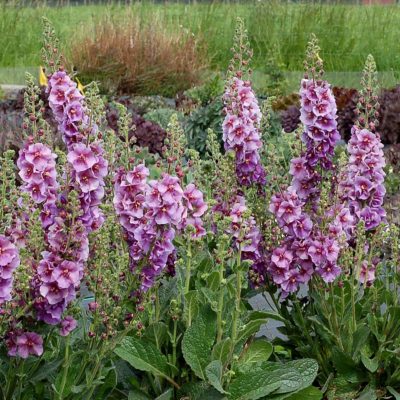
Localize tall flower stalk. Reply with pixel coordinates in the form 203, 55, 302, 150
339, 55, 386, 231
222, 18, 266, 188
268, 36, 344, 296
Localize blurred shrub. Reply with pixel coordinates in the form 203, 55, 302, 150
109, 95, 174, 116
71, 16, 207, 97
272, 93, 300, 111
184, 99, 223, 155
280, 105, 300, 133
144, 108, 184, 130
106, 102, 166, 155
333, 87, 359, 142
184, 74, 224, 106
0, 87, 60, 154
379, 86, 400, 144
258, 50, 288, 97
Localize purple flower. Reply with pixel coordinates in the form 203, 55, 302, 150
316, 263, 341, 283
10, 332, 43, 359
292, 214, 313, 239
271, 246, 293, 269
157, 175, 184, 204
67, 143, 97, 172
308, 239, 325, 266
51, 260, 80, 289
184, 184, 208, 217
359, 260, 376, 285
293, 78, 340, 203
60, 316, 77, 336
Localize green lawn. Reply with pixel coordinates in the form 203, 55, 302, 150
1, 1, 400, 86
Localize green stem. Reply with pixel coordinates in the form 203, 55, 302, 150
216, 260, 225, 343
4, 359, 18, 400
58, 336, 70, 400
172, 319, 178, 372
184, 241, 192, 295
230, 245, 243, 356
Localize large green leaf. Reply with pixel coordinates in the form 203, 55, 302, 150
212, 338, 232, 365
178, 382, 224, 400
352, 324, 370, 359
270, 358, 322, 400
227, 364, 283, 400
206, 360, 226, 394
240, 339, 273, 364
182, 306, 217, 380
114, 336, 170, 379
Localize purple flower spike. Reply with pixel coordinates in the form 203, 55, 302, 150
339, 126, 386, 230
0, 235, 20, 305
223, 77, 266, 187
114, 166, 207, 291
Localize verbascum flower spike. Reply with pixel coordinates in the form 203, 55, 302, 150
339, 55, 386, 230
222, 18, 266, 188
292, 34, 340, 204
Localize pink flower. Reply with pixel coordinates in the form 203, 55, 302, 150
13, 332, 43, 359
60, 316, 77, 337
67, 143, 97, 172
271, 246, 293, 270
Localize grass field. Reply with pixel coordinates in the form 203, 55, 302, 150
1, 1, 400, 88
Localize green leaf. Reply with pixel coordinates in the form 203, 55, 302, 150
31, 359, 63, 382
207, 271, 221, 291
227, 365, 282, 400
387, 386, 400, 400
357, 383, 377, 400
352, 324, 370, 359
144, 322, 168, 349
155, 388, 174, 400
270, 386, 322, 400
184, 290, 200, 326
283, 359, 319, 389
128, 389, 151, 400
212, 338, 232, 365
360, 350, 379, 373
206, 360, 226, 394
114, 336, 171, 381
236, 314, 268, 343
331, 348, 366, 383
93, 365, 117, 399
182, 306, 217, 380
240, 339, 273, 364
178, 381, 224, 400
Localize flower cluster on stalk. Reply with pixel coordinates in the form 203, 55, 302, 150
222, 18, 266, 188
339, 55, 386, 230
48, 69, 108, 233
114, 164, 207, 291
267, 36, 346, 296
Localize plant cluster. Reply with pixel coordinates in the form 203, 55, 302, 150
0, 17, 400, 400
70, 15, 206, 97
